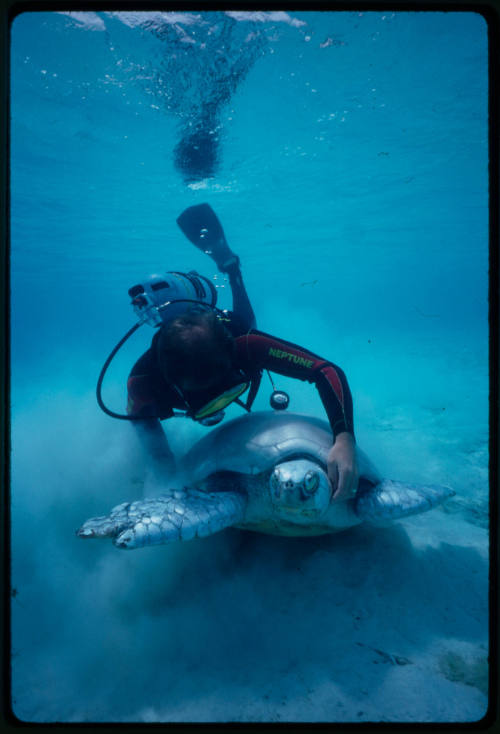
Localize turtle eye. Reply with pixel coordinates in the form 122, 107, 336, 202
302, 470, 319, 496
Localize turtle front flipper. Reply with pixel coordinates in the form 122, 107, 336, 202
354, 479, 455, 526
76, 488, 247, 550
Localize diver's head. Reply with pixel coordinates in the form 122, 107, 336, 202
157, 308, 234, 391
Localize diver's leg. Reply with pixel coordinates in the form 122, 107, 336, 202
176, 203, 256, 329
225, 263, 256, 330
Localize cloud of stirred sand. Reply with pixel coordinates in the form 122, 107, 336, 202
10, 300, 488, 722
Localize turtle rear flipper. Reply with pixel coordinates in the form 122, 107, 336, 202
77, 488, 247, 550
354, 479, 455, 526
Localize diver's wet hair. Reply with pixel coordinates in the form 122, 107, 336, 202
157, 309, 234, 386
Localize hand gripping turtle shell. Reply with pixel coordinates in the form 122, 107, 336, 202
77, 412, 455, 550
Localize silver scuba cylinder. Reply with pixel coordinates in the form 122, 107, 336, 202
128, 271, 217, 327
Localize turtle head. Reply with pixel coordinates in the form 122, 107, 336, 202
269, 458, 331, 524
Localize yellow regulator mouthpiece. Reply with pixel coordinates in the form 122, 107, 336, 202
194, 382, 249, 420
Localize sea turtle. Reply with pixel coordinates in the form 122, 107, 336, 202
77, 411, 455, 550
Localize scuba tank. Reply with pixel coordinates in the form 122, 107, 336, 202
129, 271, 217, 326
97, 272, 290, 422
96, 270, 222, 421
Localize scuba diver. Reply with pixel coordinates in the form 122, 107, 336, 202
97, 204, 358, 502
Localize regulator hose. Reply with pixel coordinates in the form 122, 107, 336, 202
96, 298, 229, 420
96, 321, 143, 421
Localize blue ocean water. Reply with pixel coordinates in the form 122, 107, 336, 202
10, 11, 489, 723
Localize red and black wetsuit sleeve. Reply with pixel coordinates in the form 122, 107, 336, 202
235, 329, 355, 440
126, 336, 176, 419
126, 340, 177, 470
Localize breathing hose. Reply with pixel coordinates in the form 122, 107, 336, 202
96, 298, 229, 421
96, 321, 143, 421
96, 297, 289, 421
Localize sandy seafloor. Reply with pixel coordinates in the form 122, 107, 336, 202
10, 333, 489, 724
10, 491, 490, 724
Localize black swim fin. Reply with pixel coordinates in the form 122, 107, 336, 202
176, 203, 240, 273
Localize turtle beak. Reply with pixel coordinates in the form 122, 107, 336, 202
269, 460, 330, 523
270, 466, 319, 505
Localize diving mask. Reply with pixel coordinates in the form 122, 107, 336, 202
194, 382, 249, 420
175, 373, 250, 425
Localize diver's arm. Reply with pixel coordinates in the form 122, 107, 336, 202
313, 362, 355, 439
239, 330, 355, 438
312, 362, 358, 500
127, 372, 176, 476
237, 330, 357, 499
326, 432, 358, 502
132, 417, 177, 476
225, 262, 256, 331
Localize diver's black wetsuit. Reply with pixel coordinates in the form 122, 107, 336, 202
127, 264, 354, 471
128, 324, 354, 434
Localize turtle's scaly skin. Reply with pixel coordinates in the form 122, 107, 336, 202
78, 488, 246, 549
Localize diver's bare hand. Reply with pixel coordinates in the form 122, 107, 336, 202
327, 432, 359, 501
